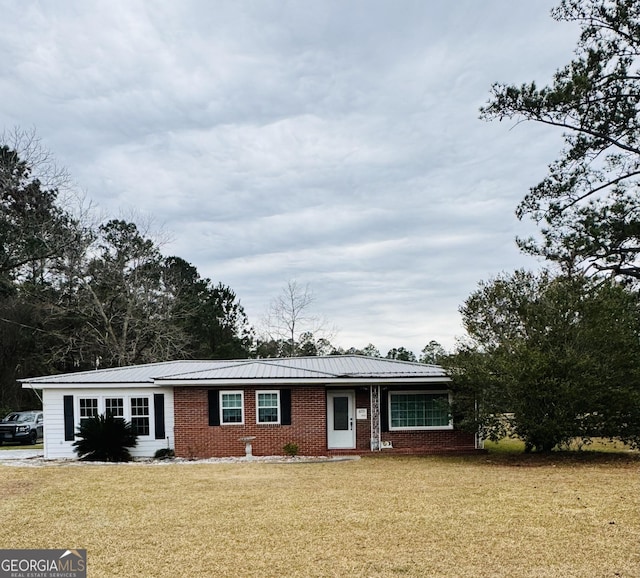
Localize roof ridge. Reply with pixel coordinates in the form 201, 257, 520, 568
253, 358, 339, 377
375, 356, 433, 367
22, 359, 196, 381
154, 359, 253, 379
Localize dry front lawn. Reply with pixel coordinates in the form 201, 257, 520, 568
0, 454, 638, 577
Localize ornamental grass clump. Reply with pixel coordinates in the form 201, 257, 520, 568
73, 414, 138, 462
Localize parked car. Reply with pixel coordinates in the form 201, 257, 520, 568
0, 411, 44, 445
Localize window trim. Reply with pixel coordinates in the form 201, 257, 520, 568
388, 390, 453, 431
220, 390, 245, 425
256, 390, 281, 425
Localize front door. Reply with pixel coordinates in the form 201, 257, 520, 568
327, 390, 356, 449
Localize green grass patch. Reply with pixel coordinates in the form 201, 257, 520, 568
485, 436, 638, 456
0, 443, 43, 450
484, 437, 526, 454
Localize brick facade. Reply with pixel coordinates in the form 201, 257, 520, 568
174, 384, 477, 458
174, 385, 328, 458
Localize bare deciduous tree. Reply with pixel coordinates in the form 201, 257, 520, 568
260, 280, 335, 357
1, 126, 71, 193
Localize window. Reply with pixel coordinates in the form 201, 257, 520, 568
79, 398, 98, 425
105, 398, 124, 418
221, 391, 244, 424
70, 396, 154, 439
256, 391, 280, 424
131, 398, 150, 436
389, 391, 451, 430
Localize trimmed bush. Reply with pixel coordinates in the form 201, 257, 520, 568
73, 414, 138, 462
283, 442, 299, 457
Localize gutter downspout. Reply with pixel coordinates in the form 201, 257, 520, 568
26, 383, 43, 405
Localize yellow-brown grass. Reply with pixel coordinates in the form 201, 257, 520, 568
0, 454, 638, 577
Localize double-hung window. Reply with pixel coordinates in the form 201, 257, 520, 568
79, 398, 98, 426
105, 398, 124, 418
389, 391, 452, 430
256, 391, 280, 424
131, 398, 150, 435
74, 396, 153, 438
220, 391, 244, 424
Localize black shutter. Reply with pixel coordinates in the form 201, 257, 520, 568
208, 390, 220, 426
381, 390, 389, 432
154, 394, 165, 439
280, 389, 292, 425
63, 395, 75, 441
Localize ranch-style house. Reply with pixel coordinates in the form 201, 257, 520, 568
20, 355, 479, 459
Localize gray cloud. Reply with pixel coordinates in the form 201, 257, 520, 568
0, 0, 577, 354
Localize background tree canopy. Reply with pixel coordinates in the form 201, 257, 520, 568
451, 0, 640, 451
0, 135, 253, 411
445, 271, 640, 451
481, 0, 640, 279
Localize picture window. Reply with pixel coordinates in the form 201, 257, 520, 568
389, 391, 451, 430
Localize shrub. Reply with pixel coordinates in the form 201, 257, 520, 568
283, 442, 299, 457
73, 414, 138, 462
154, 448, 175, 460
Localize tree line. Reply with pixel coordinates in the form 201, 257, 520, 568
0, 134, 438, 411
255, 280, 445, 361
0, 131, 254, 410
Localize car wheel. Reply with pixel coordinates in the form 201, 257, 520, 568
24, 431, 37, 445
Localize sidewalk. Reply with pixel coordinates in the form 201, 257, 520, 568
0, 448, 44, 460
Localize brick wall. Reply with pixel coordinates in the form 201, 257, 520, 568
174, 385, 478, 458
379, 430, 477, 453
174, 385, 328, 458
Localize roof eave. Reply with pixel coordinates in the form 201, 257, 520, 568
21, 381, 159, 390
159, 376, 451, 387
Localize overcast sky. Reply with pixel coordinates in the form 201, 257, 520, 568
0, 1, 579, 356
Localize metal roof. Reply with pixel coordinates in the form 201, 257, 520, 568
20, 360, 240, 385
21, 356, 448, 387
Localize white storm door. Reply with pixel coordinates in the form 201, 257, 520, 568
327, 390, 356, 449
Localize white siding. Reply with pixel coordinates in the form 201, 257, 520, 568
42, 387, 174, 459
